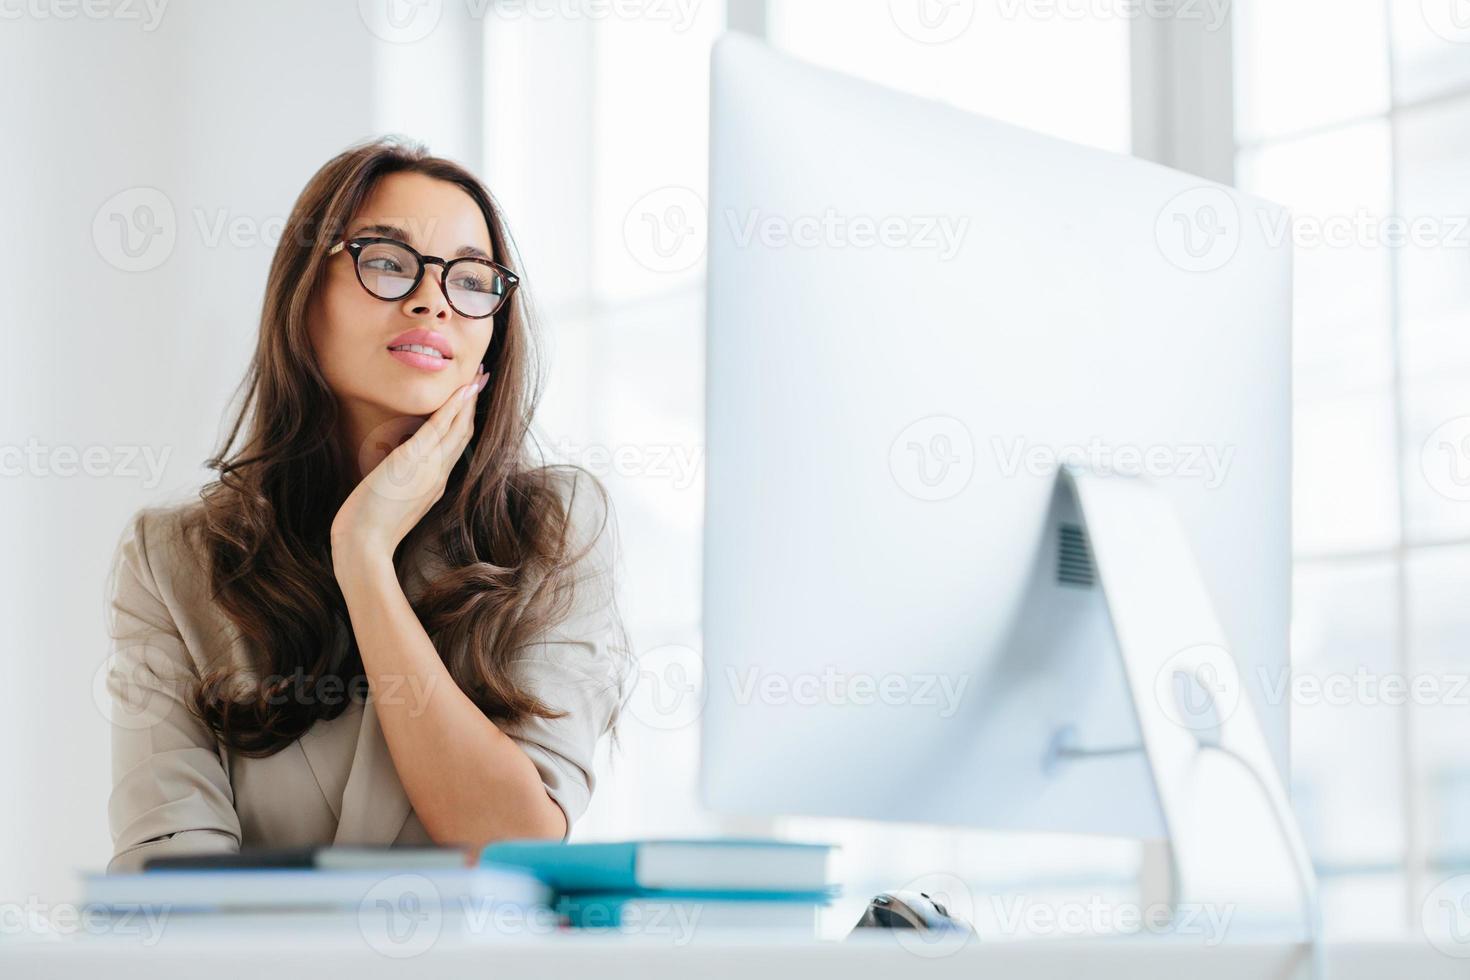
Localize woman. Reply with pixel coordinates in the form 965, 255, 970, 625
104, 138, 629, 874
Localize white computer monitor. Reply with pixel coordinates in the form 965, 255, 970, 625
700, 33, 1293, 843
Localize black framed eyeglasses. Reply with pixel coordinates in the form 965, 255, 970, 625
328, 236, 519, 319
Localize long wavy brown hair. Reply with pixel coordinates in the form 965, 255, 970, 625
184, 137, 618, 756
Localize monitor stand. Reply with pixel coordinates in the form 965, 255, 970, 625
1049, 464, 1323, 977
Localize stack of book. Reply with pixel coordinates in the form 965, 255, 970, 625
81, 846, 549, 940
481, 838, 837, 936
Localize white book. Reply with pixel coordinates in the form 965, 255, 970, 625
83, 866, 548, 914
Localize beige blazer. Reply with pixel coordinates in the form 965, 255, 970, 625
104, 480, 628, 874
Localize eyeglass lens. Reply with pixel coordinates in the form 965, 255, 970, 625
355, 240, 506, 317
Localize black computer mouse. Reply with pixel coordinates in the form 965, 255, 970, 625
850, 890, 975, 935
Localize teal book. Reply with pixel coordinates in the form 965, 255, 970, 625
480, 839, 834, 894
557, 890, 828, 931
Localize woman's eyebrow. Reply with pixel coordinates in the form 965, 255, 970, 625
351, 221, 412, 242
349, 222, 491, 261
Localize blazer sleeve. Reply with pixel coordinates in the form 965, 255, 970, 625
105, 508, 242, 874
499, 473, 632, 839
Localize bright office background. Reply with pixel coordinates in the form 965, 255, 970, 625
2, 0, 1468, 942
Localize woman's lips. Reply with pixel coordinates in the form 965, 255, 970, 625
387, 347, 452, 372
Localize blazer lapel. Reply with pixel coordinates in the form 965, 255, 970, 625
330, 531, 440, 846
331, 693, 413, 845
297, 700, 359, 823
297, 616, 363, 823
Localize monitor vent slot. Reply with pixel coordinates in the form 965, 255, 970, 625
1057, 523, 1095, 587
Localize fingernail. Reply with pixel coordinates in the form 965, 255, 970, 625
478, 362, 485, 375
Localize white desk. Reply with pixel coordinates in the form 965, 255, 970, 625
2, 929, 1461, 979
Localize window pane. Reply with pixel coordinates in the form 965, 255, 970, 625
1291, 560, 1405, 870
1294, 391, 1401, 554
1390, 0, 1470, 103
590, 4, 727, 306
1397, 92, 1470, 384
768, 0, 1130, 153
539, 291, 707, 632
1402, 379, 1470, 542
1237, 122, 1395, 396
1234, 0, 1391, 143
1405, 547, 1470, 866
